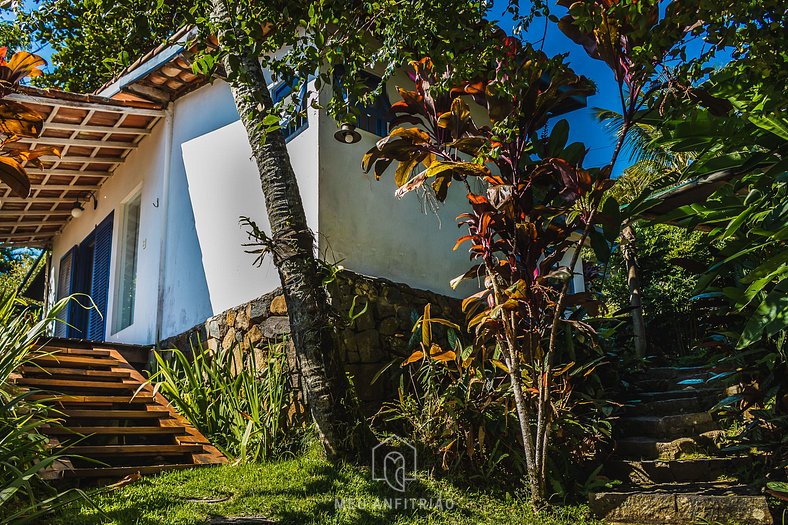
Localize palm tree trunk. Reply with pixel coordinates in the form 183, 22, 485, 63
210, 0, 374, 460
622, 223, 647, 358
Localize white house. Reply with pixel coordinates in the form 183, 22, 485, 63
0, 32, 586, 347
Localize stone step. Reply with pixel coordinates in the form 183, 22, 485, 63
636, 366, 709, 380
624, 396, 713, 417
589, 483, 772, 524
606, 456, 749, 485
627, 387, 721, 403
630, 376, 710, 392
616, 412, 719, 439
615, 431, 726, 460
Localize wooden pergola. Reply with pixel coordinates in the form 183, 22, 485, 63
0, 86, 165, 247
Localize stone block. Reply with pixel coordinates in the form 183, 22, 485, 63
270, 295, 288, 315
226, 310, 237, 327
222, 328, 236, 350
356, 330, 383, 363
379, 316, 399, 336
207, 319, 220, 339
206, 337, 219, 354
262, 316, 290, 339
249, 297, 268, 322
236, 308, 250, 330
353, 308, 375, 331
247, 324, 263, 344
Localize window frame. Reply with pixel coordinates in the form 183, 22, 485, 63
112, 189, 142, 334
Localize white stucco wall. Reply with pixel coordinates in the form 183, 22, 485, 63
158, 80, 242, 340
180, 109, 320, 315
316, 72, 482, 298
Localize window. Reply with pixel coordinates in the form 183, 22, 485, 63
272, 78, 308, 141
54, 247, 76, 337
335, 70, 392, 137
114, 193, 141, 333
355, 72, 391, 137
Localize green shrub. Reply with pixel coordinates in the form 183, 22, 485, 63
0, 293, 92, 524
148, 340, 306, 463
377, 306, 616, 500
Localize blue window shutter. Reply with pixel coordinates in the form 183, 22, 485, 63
335, 70, 391, 137
55, 247, 77, 338
87, 212, 113, 341
272, 78, 309, 141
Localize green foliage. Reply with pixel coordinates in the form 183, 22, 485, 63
623, 13, 787, 484
148, 340, 306, 462
0, 293, 93, 523
601, 223, 713, 354
0, 249, 34, 297
378, 307, 526, 483
3, 1, 194, 92
379, 305, 617, 501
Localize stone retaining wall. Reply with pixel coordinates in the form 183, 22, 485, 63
160, 270, 462, 413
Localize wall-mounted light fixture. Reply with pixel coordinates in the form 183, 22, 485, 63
70, 200, 85, 218
71, 193, 97, 218
334, 123, 361, 144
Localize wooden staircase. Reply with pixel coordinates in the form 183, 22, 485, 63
14, 341, 226, 481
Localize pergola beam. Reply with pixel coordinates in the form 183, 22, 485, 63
0, 232, 59, 240
45, 122, 153, 135
27, 184, 101, 191
7, 92, 165, 117
0, 210, 72, 217
17, 136, 140, 149
23, 169, 111, 178
27, 156, 126, 164
1, 197, 82, 204
0, 221, 68, 228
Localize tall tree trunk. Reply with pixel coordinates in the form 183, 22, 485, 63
622, 223, 647, 358
210, 0, 373, 460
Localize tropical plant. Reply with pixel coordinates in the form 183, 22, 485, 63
0, 248, 35, 297
148, 339, 305, 463
622, 35, 788, 489
0, 47, 60, 198
360, 0, 701, 503
0, 293, 92, 523
362, 51, 610, 506
380, 304, 617, 499
377, 304, 527, 483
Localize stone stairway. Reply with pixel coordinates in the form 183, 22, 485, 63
14, 341, 226, 481
589, 366, 773, 524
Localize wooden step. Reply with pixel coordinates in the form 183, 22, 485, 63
59, 463, 200, 479
43, 426, 187, 436
44, 347, 112, 358
30, 354, 119, 367
27, 394, 154, 404
63, 444, 204, 456
14, 378, 137, 390
60, 409, 170, 419
21, 366, 130, 379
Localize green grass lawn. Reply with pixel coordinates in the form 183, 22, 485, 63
50, 447, 600, 525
